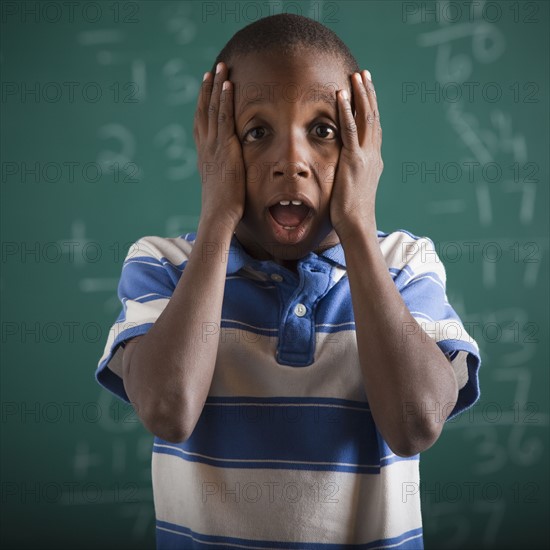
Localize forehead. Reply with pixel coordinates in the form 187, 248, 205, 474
228, 51, 349, 114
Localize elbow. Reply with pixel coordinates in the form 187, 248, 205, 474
388, 419, 444, 458
137, 399, 200, 444
392, 379, 458, 457
145, 411, 197, 444
151, 423, 192, 444
124, 379, 203, 444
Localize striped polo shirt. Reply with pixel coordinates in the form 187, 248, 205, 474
96, 229, 481, 549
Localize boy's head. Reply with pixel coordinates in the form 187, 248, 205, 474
211, 14, 360, 267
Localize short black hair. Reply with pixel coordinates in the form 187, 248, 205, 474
211, 13, 360, 78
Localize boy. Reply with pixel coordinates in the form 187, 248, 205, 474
96, 13, 480, 549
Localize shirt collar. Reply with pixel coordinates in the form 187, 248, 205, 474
225, 234, 347, 275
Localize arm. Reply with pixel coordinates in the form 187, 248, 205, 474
121, 63, 244, 443
342, 228, 458, 457
122, 220, 234, 443
331, 71, 458, 457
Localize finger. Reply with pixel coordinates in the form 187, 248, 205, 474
207, 62, 228, 141
337, 89, 359, 151
351, 72, 370, 146
217, 80, 235, 141
361, 70, 382, 143
194, 71, 213, 144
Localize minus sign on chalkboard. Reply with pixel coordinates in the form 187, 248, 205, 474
96, 51, 129, 66
426, 199, 466, 214
79, 278, 119, 293
77, 30, 124, 46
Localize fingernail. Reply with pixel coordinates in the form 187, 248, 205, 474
203, 72, 209, 81
341, 90, 348, 100
216, 62, 223, 74
365, 70, 372, 81
222, 81, 230, 91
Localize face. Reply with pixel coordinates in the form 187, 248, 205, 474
229, 49, 351, 266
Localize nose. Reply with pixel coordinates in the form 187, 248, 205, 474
272, 132, 311, 181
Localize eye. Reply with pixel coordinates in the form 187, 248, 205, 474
313, 124, 337, 140
242, 127, 266, 143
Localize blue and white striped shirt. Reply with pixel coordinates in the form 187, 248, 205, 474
96, 229, 481, 549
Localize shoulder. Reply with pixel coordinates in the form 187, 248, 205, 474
125, 232, 197, 267
377, 228, 446, 286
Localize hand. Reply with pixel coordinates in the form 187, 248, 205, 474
194, 62, 245, 231
330, 70, 383, 240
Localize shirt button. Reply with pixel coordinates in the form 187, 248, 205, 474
270, 273, 283, 282
294, 303, 307, 317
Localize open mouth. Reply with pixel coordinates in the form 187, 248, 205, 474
268, 200, 312, 230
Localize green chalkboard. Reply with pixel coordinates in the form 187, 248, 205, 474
1, 1, 548, 548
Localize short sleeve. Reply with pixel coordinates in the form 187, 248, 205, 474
95, 235, 194, 402
381, 231, 481, 420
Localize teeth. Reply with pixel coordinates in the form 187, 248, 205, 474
276, 200, 304, 206
282, 226, 296, 230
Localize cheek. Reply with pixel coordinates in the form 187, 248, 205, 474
242, 148, 265, 187
315, 157, 337, 189
244, 164, 265, 189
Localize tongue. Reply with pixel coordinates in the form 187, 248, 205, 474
269, 204, 310, 227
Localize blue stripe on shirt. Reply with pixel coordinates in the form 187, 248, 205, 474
155, 520, 424, 549
152, 398, 417, 473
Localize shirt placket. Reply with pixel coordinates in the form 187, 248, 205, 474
271, 260, 334, 367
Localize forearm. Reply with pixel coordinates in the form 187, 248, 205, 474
123, 217, 235, 442
341, 221, 458, 456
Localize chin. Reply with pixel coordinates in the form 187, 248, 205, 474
235, 215, 335, 263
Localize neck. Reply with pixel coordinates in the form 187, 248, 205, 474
233, 227, 340, 269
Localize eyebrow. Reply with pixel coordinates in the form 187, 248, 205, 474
237, 87, 338, 118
